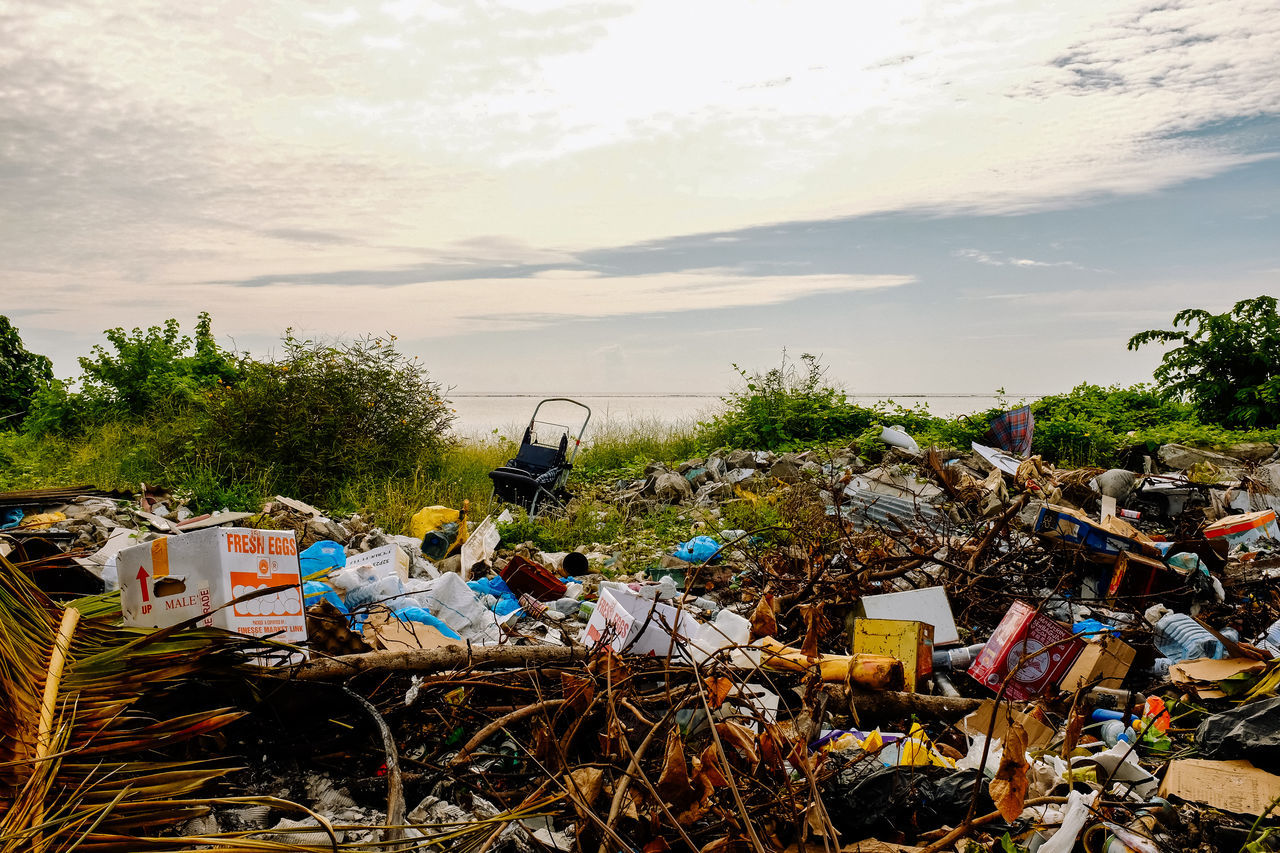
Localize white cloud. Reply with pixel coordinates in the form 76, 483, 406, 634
954, 249, 1086, 269
2, 0, 1277, 276
11, 268, 913, 348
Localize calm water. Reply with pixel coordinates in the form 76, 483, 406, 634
448, 393, 1038, 438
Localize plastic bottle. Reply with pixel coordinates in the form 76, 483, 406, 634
932, 643, 986, 671
1098, 720, 1132, 747
1152, 612, 1225, 662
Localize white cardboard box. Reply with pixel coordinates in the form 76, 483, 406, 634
118, 527, 307, 654
345, 543, 410, 582
857, 586, 960, 646
581, 588, 695, 657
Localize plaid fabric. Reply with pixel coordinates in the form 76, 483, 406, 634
987, 405, 1035, 458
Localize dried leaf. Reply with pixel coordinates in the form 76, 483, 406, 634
643, 839, 670, 853
697, 744, 729, 787
698, 837, 750, 853
655, 729, 692, 804
715, 720, 760, 768
799, 604, 824, 660
564, 767, 604, 811
1062, 707, 1084, 759
559, 673, 595, 715
705, 676, 733, 709
989, 722, 1030, 821
749, 594, 778, 641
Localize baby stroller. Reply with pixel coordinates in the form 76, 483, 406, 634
488, 398, 591, 516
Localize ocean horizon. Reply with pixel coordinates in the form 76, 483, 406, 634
448, 392, 1045, 437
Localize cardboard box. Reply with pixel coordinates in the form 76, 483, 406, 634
960, 699, 1056, 750
345, 543, 409, 582
1159, 759, 1280, 816
1058, 635, 1135, 693
118, 527, 307, 657
1107, 550, 1173, 602
581, 587, 695, 657
856, 587, 959, 646
1033, 505, 1143, 562
967, 600, 1082, 700
851, 618, 934, 692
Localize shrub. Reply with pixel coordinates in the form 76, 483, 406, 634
195, 332, 454, 500
697, 352, 876, 450
1129, 295, 1280, 428
76, 312, 240, 420
0, 316, 53, 427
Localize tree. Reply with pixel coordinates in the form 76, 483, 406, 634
1128, 295, 1280, 428
0, 316, 53, 427
77, 312, 240, 418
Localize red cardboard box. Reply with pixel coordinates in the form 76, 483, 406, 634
967, 600, 1082, 700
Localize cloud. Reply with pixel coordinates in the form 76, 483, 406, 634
14, 266, 913, 343
2, 0, 1278, 285
954, 249, 1086, 269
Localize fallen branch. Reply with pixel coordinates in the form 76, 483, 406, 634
291, 643, 585, 681
831, 687, 983, 722
450, 699, 566, 767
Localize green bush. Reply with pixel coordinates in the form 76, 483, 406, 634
195, 332, 454, 500
697, 352, 877, 450
1129, 295, 1280, 428
0, 316, 53, 427
76, 312, 240, 420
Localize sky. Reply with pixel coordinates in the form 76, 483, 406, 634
1, 0, 1278, 395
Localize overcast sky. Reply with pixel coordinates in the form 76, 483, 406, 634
2, 0, 1277, 394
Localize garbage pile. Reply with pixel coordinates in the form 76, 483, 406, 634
5, 424, 1280, 852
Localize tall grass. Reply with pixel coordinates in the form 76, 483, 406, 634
576, 415, 704, 475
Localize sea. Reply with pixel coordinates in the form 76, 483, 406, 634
448, 392, 1040, 438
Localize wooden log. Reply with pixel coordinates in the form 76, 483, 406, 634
828, 686, 984, 722
290, 643, 585, 681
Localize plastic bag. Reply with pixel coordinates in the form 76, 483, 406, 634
299, 540, 347, 581
673, 535, 720, 564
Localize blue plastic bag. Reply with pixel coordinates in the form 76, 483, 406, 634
303, 581, 347, 612
299, 540, 346, 580
673, 535, 721, 564
468, 576, 513, 598
0, 508, 23, 530
392, 607, 463, 640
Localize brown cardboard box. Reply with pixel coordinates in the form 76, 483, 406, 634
1159, 759, 1280, 816
959, 699, 1056, 750
1058, 635, 1135, 693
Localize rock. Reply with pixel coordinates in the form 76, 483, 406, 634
1093, 469, 1137, 501
831, 450, 868, 472
754, 450, 778, 467
724, 468, 757, 485
653, 472, 693, 504
436, 554, 462, 574
769, 458, 802, 483
725, 450, 757, 470
705, 455, 729, 478
694, 481, 735, 506
676, 458, 704, 474
1158, 443, 1244, 472
644, 461, 669, 477
685, 467, 713, 489
1223, 442, 1279, 463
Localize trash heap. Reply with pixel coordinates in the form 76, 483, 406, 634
4, 425, 1280, 852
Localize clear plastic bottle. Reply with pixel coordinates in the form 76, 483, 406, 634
1152, 612, 1225, 662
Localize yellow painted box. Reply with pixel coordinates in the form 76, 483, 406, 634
850, 618, 934, 692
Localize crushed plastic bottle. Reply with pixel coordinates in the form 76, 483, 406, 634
1152, 612, 1225, 662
